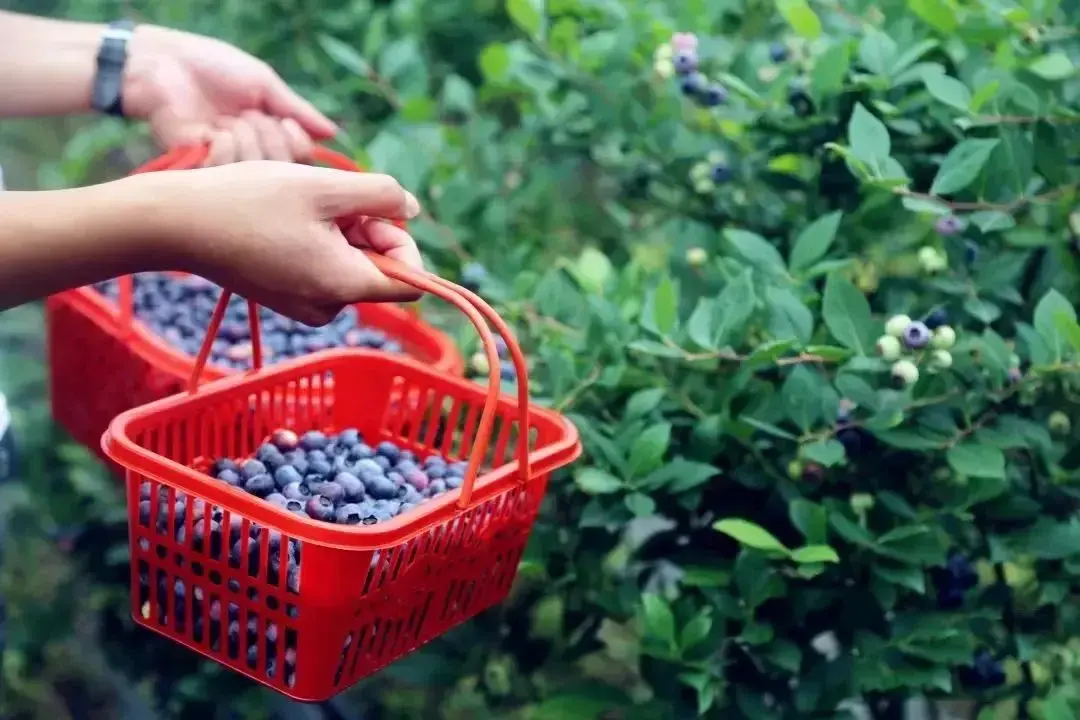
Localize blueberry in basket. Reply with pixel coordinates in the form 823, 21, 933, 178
94, 273, 404, 368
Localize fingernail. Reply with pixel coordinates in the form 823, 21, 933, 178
404, 191, 421, 219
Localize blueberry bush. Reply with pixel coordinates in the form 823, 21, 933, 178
5, 0, 1080, 718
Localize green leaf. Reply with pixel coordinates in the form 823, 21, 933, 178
775, 0, 822, 39
801, 439, 846, 467
766, 287, 813, 345
638, 458, 719, 493
574, 468, 623, 494
929, 139, 1000, 195
478, 43, 512, 82
652, 276, 678, 335
907, 0, 959, 33
686, 270, 756, 350
790, 545, 840, 564
569, 247, 613, 295
506, 0, 545, 38
317, 34, 372, 76
714, 518, 789, 553
1054, 312, 1080, 353
1042, 691, 1074, 720
923, 73, 971, 112
858, 30, 898, 76
822, 273, 875, 355
1028, 52, 1075, 81
624, 492, 656, 517
810, 42, 851, 98
628, 423, 671, 477
782, 366, 823, 431
790, 499, 828, 544
1034, 289, 1077, 363
680, 611, 713, 651
947, 443, 1006, 479
641, 594, 676, 646
790, 211, 843, 272
848, 103, 891, 166
724, 229, 788, 276
829, 513, 876, 547
626, 388, 665, 419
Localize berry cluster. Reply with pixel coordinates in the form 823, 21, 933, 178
95, 274, 403, 369
653, 33, 727, 108
689, 150, 732, 194
877, 310, 956, 387
468, 334, 516, 383
931, 550, 978, 609
959, 650, 1007, 690
206, 428, 464, 525
919, 216, 981, 274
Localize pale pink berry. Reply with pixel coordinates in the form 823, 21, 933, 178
672, 32, 698, 51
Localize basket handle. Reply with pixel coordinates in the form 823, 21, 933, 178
115, 145, 378, 334
188, 252, 531, 509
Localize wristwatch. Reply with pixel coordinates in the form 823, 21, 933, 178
91, 19, 135, 117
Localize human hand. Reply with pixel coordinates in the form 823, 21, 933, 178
123, 162, 423, 325
123, 26, 338, 165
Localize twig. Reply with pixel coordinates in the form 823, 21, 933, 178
895, 185, 1075, 213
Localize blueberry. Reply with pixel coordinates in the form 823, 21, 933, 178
426, 463, 447, 480
273, 465, 303, 490
271, 429, 299, 451
499, 360, 516, 381
680, 73, 705, 97
447, 461, 467, 478
700, 84, 727, 107
256, 443, 280, 463
335, 503, 365, 525
337, 428, 361, 446
353, 458, 382, 476
935, 215, 962, 236
461, 262, 488, 290
494, 336, 509, 359
265, 493, 288, 507
310, 481, 346, 505
334, 472, 365, 501
963, 240, 979, 265
287, 566, 300, 594
217, 469, 242, 487
923, 308, 948, 330
387, 471, 405, 488
300, 430, 329, 451
365, 475, 399, 501
373, 455, 391, 471
139, 483, 153, 501
789, 88, 813, 116
375, 441, 401, 463
307, 458, 333, 478
241, 460, 268, 481
428, 480, 447, 495
305, 495, 335, 522
769, 41, 788, 62
673, 50, 698, 75
138, 500, 152, 526
709, 163, 732, 184
348, 443, 374, 461
282, 482, 311, 501
212, 458, 239, 475
936, 587, 965, 609
404, 470, 430, 492
902, 321, 932, 349
243, 473, 275, 498
445, 474, 463, 490
836, 427, 867, 457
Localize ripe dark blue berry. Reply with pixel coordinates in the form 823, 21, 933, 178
673, 51, 698, 75
499, 360, 516, 381
217, 469, 241, 487
959, 650, 1006, 689
365, 475, 399, 501
243, 473, 275, 498
709, 163, 732, 183
680, 73, 705, 97
461, 262, 488, 290
769, 42, 788, 62
282, 482, 310, 501
300, 430, 328, 451
335, 503, 366, 525
924, 308, 948, 330
334, 471, 365, 501
700, 84, 727, 107
963, 240, 979, 265
902, 321, 932, 349
310, 481, 345, 505
273, 465, 302, 490
305, 496, 335, 522
836, 427, 867, 457
789, 88, 812, 117
241, 460, 268, 481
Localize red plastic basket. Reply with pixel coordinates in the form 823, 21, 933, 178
100, 254, 581, 701
48, 146, 463, 468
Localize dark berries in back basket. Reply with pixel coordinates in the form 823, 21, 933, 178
93, 273, 404, 369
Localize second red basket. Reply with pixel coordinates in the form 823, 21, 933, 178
48, 146, 463, 468
101, 254, 581, 701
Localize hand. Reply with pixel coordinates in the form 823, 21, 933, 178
123, 26, 338, 165
126, 162, 424, 325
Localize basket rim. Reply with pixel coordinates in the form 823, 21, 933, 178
103, 348, 582, 550
51, 283, 465, 378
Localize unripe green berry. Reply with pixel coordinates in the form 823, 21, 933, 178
850, 492, 875, 514
787, 459, 803, 480
931, 325, 956, 349
891, 359, 919, 387
929, 349, 953, 371
1049, 411, 1071, 436
876, 335, 901, 361
470, 352, 490, 376
686, 246, 708, 268
885, 314, 912, 338
917, 246, 947, 273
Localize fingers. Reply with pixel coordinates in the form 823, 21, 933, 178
201, 113, 316, 166
262, 77, 339, 140
337, 219, 424, 303
310, 170, 422, 220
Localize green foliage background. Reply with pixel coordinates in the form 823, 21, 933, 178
3, 0, 1080, 718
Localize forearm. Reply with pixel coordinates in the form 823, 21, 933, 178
0, 11, 106, 117
0, 177, 189, 308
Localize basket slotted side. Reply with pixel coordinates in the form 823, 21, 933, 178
107, 349, 578, 702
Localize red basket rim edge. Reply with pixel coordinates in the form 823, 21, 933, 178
53, 284, 464, 378
102, 348, 582, 551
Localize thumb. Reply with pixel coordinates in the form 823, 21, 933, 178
306, 168, 422, 221
263, 78, 339, 140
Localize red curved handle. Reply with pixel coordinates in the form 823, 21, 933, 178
188, 253, 530, 508
115, 145, 390, 333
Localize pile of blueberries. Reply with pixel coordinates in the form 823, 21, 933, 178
136, 428, 464, 685
95, 273, 403, 369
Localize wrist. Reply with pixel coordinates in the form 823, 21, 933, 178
121, 25, 183, 121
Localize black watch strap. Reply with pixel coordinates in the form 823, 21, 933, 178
91, 19, 135, 117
